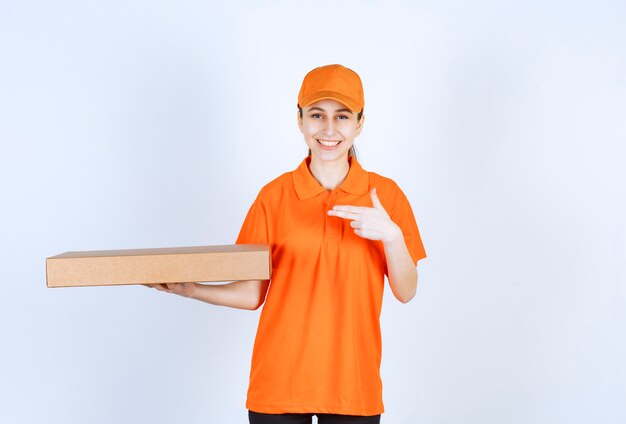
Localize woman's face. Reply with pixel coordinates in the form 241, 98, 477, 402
298, 99, 364, 163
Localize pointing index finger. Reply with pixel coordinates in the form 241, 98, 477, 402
331, 205, 369, 213
328, 209, 360, 220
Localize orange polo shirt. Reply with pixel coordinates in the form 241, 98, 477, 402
235, 156, 426, 416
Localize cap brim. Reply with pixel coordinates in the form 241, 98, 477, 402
299, 91, 362, 113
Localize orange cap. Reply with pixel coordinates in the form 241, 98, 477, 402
297, 64, 364, 113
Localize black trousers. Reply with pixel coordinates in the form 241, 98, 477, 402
248, 410, 381, 424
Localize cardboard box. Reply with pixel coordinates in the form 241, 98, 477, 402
46, 244, 271, 288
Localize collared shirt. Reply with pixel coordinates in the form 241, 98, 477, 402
236, 156, 426, 415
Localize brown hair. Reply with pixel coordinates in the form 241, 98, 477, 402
298, 107, 363, 159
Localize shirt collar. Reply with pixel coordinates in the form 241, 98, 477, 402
292, 156, 370, 200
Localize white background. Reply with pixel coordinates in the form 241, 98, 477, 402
1, 1, 625, 423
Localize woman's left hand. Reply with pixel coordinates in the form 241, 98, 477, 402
328, 188, 403, 244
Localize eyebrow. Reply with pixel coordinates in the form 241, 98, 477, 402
307, 107, 353, 114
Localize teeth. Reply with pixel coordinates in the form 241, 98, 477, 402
318, 139, 340, 147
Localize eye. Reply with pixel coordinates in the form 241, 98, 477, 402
310, 113, 322, 119
337, 115, 349, 120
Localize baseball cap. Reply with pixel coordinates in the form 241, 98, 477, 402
297, 64, 364, 113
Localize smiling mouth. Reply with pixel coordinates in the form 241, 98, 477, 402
317, 139, 341, 147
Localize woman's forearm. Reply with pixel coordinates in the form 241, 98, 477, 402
190, 280, 270, 310
383, 232, 418, 303
147, 279, 268, 311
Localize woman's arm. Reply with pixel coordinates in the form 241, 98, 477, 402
382, 232, 418, 303
145, 279, 270, 310
328, 187, 418, 304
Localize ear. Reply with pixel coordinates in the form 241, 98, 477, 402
297, 110, 304, 133
355, 113, 365, 136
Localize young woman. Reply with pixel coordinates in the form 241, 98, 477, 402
147, 64, 427, 424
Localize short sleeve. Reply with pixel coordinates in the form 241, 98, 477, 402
388, 186, 427, 267
236, 195, 269, 245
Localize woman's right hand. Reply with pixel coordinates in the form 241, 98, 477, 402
143, 282, 197, 299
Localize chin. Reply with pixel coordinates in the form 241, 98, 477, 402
312, 150, 350, 161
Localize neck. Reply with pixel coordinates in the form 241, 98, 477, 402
308, 155, 351, 191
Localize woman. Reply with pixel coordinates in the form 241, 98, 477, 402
148, 64, 427, 423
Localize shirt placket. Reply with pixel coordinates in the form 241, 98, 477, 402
324, 189, 341, 239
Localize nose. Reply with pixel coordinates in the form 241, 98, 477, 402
322, 118, 336, 136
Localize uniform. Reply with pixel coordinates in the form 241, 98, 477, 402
236, 155, 427, 416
